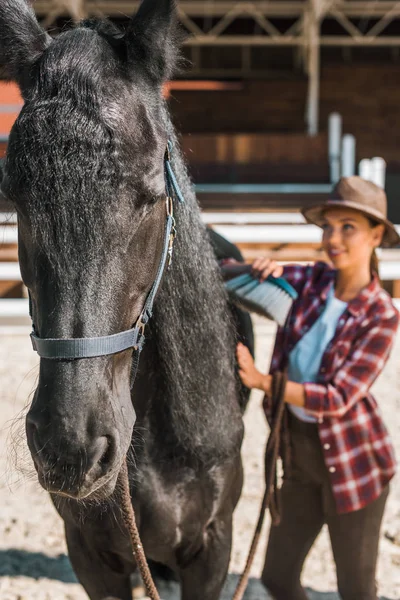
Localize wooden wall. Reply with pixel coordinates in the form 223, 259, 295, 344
180, 133, 327, 164
169, 78, 307, 135
169, 64, 400, 168
320, 64, 400, 166
181, 133, 329, 183
2, 63, 400, 181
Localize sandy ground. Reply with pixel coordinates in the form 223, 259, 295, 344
0, 316, 399, 600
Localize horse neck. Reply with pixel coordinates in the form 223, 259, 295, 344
133, 131, 243, 466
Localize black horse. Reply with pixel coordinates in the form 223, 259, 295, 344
0, 1, 246, 598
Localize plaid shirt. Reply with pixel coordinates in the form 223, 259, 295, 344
266, 261, 399, 514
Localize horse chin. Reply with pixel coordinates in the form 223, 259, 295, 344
37, 468, 120, 502
80, 471, 120, 501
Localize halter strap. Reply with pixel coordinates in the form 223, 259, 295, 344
29, 141, 183, 374
164, 140, 185, 205
30, 322, 146, 360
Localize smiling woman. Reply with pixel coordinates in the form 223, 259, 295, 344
236, 176, 400, 600
319, 209, 384, 297
304, 177, 400, 297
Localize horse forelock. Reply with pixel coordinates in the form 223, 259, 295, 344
4, 34, 165, 274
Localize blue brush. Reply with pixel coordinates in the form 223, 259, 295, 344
224, 271, 298, 327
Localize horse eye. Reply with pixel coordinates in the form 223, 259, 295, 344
148, 193, 165, 207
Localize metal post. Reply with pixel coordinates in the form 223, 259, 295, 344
328, 112, 342, 183
305, 4, 321, 136
341, 134, 356, 177
371, 157, 387, 188
359, 158, 372, 181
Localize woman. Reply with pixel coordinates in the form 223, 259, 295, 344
236, 176, 399, 600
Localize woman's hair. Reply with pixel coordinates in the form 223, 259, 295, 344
367, 217, 381, 279
370, 248, 379, 277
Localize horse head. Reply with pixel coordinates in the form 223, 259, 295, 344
0, 0, 180, 500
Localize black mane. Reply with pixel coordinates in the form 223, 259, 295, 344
146, 113, 241, 466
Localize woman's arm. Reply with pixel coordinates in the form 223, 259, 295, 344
282, 381, 306, 407
219, 257, 282, 281
219, 256, 312, 294
236, 343, 305, 406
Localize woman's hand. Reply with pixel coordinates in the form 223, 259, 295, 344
251, 257, 283, 281
236, 343, 271, 393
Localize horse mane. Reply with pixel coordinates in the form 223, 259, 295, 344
146, 110, 243, 467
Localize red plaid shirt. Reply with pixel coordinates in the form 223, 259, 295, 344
266, 261, 398, 514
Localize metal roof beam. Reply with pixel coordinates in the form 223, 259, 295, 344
34, 1, 400, 44
184, 36, 301, 46
31, 1, 400, 19
184, 36, 400, 46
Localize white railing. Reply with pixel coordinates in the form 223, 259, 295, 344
0, 298, 29, 318
202, 212, 306, 224
2, 214, 400, 320
2, 262, 400, 319
0, 212, 17, 225
0, 262, 20, 280
0, 225, 18, 244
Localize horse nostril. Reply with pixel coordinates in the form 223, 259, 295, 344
99, 442, 112, 468
26, 419, 46, 465
87, 435, 116, 475
99, 436, 117, 473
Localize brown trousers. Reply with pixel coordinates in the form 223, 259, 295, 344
262, 414, 389, 600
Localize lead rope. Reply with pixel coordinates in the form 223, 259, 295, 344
116, 146, 179, 599
118, 459, 161, 600
232, 371, 289, 600
117, 372, 289, 600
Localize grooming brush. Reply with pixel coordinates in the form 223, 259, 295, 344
223, 263, 298, 327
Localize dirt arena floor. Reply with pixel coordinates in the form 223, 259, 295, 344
1, 316, 399, 600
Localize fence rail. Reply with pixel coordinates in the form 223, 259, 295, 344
2, 213, 400, 315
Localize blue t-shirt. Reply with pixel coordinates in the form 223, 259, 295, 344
288, 284, 348, 422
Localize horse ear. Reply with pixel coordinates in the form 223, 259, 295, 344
126, 0, 180, 82
0, 0, 51, 87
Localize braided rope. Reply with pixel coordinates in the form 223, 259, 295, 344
119, 459, 161, 600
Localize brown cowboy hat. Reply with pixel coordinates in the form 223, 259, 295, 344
302, 176, 400, 247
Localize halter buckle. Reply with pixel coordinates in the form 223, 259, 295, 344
166, 196, 173, 217
133, 319, 146, 351
165, 142, 171, 163
167, 219, 177, 267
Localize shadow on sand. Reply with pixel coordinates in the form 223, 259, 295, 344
0, 550, 395, 600
0, 549, 78, 584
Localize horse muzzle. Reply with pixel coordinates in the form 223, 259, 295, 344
26, 415, 123, 499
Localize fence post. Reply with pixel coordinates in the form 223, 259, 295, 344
328, 113, 342, 183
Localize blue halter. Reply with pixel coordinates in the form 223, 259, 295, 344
29, 142, 184, 385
